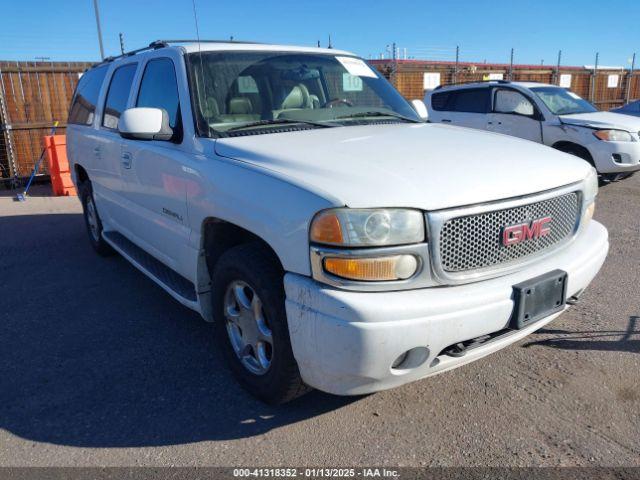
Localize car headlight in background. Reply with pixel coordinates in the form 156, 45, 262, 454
310, 208, 425, 247
593, 129, 633, 142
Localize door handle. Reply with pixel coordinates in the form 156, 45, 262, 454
441, 119, 452, 123
121, 152, 132, 169
93, 147, 101, 156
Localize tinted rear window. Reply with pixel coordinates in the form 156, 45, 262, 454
68, 66, 108, 126
449, 88, 490, 113
102, 63, 138, 129
431, 91, 450, 111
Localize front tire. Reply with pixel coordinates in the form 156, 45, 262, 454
211, 243, 309, 404
80, 181, 113, 256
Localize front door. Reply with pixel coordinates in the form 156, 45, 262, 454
118, 57, 191, 275
486, 88, 542, 143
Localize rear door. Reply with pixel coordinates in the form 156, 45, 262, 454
117, 55, 192, 274
95, 61, 139, 230
486, 88, 543, 143
429, 87, 491, 130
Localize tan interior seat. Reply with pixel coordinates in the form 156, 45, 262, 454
273, 84, 314, 118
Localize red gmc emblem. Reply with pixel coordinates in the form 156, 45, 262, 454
502, 217, 552, 246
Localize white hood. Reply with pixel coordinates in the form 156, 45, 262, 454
214, 123, 591, 211
560, 111, 640, 132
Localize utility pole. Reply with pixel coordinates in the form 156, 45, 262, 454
591, 52, 599, 102
626, 53, 636, 104
119, 33, 125, 55
555, 50, 562, 85
508, 48, 514, 80
93, 0, 105, 60
453, 45, 459, 84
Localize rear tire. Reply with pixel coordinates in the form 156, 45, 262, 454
79, 181, 114, 257
211, 242, 309, 404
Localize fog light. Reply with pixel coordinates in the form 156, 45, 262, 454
323, 255, 418, 281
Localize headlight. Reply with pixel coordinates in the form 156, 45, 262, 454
593, 129, 633, 142
323, 255, 419, 281
310, 208, 425, 247
582, 201, 595, 226
584, 167, 598, 201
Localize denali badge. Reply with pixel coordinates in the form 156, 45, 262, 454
502, 217, 552, 246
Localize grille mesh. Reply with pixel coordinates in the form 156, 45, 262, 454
438, 192, 580, 273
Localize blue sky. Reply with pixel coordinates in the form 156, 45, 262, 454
2, 0, 638, 67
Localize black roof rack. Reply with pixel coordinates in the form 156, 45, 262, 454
93, 39, 263, 67
156, 39, 264, 45
434, 79, 511, 90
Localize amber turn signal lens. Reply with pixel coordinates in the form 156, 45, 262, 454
323, 255, 418, 282
310, 212, 343, 244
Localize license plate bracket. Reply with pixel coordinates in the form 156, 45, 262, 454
510, 269, 568, 330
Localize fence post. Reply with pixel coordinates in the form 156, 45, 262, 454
453, 45, 459, 84
0, 63, 18, 186
555, 50, 562, 85
625, 53, 636, 104
508, 48, 514, 81
590, 52, 599, 103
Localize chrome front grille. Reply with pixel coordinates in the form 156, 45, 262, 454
434, 191, 580, 275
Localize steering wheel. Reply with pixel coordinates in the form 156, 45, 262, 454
323, 98, 353, 108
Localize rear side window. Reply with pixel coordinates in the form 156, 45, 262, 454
68, 66, 108, 126
431, 91, 450, 111
102, 63, 138, 129
449, 88, 490, 113
136, 58, 180, 130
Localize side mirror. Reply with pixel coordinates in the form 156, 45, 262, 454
411, 99, 429, 120
118, 107, 173, 141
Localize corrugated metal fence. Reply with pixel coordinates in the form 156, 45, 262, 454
371, 60, 640, 111
0, 60, 92, 183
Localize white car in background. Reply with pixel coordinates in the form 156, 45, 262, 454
426, 81, 640, 181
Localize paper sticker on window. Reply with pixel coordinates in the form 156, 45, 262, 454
343, 73, 363, 92
336, 56, 377, 78
423, 72, 441, 90
238, 76, 258, 93
567, 91, 581, 100
559, 74, 572, 88
607, 74, 619, 88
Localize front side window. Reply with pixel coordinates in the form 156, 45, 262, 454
448, 88, 490, 113
102, 63, 138, 129
494, 89, 535, 116
531, 87, 597, 115
186, 51, 419, 136
68, 65, 108, 126
136, 58, 180, 129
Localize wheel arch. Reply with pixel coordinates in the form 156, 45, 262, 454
551, 141, 595, 167
196, 217, 285, 322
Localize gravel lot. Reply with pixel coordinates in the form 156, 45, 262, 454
0, 177, 638, 467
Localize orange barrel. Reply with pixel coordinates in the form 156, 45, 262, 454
44, 135, 76, 196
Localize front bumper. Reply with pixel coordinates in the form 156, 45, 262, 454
589, 139, 640, 173
284, 221, 608, 395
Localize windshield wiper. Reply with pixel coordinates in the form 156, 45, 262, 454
335, 110, 420, 123
226, 118, 336, 132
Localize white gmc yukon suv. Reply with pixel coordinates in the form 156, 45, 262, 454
425, 81, 640, 181
67, 41, 608, 404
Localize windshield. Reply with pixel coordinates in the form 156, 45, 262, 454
186, 51, 420, 136
530, 86, 598, 115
